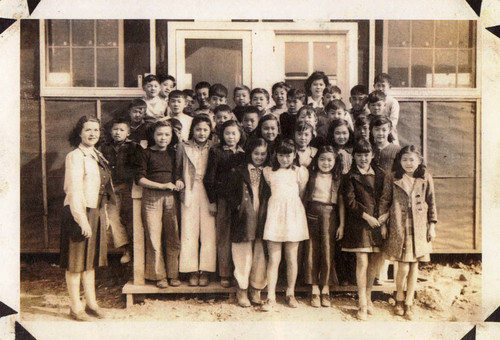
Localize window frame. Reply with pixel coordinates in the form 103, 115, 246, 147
382, 20, 481, 99
40, 19, 155, 97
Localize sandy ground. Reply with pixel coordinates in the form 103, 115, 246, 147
20, 255, 481, 322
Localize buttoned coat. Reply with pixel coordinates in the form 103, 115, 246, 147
379, 172, 438, 259
228, 164, 271, 243
341, 165, 386, 249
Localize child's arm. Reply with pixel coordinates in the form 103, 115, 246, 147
174, 142, 185, 190
425, 174, 438, 242
203, 146, 219, 204
378, 172, 394, 224
388, 97, 399, 128
137, 178, 176, 190
336, 194, 345, 240
298, 166, 309, 199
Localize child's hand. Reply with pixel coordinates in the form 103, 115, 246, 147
427, 223, 436, 242
175, 180, 185, 191
80, 224, 92, 238
381, 224, 387, 239
208, 203, 217, 216
163, 183, 176, 191
378, 213, 389, 224
336, 226, 344, 241
363, 213, 380, 228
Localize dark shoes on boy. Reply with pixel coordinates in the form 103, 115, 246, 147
170, 278, 181, 287
189, 272, 199, 286
236, 288, 251, 307
156, 279, 169, 288
220, 277, 232, 288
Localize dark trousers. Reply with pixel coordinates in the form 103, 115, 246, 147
304, 201, 339, 286
216, 198, 233, 278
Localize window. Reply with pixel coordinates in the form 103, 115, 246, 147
42, 20, 151, 95
385, 20, 476, 88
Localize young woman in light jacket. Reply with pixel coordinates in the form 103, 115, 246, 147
59, 115, 115, 321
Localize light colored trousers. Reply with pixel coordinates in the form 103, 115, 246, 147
231, 239, 267, 290
106, 184, 131, 249
179, 180, 216, 273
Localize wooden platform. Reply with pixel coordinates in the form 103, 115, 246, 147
122, 281, 396, 308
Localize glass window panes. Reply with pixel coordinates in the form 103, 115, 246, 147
48, 48, 70, 74
388, 48, 409, 87
97, 48, 119, 87
434, 49, 457, 87
411, 49, 433, 87
71, 20, 94, 46
47, 20, 69, 46
285, 42, 308, 77
458, 21, 474, 48
313, 42, 337, 76
124, 20, 150, 87
411, 21, 434, 48
388, 21, 410, 47
72, 48, 95, 87
435, 20, 458, 48
96, 20, 119, 46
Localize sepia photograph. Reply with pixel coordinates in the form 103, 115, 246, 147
2, 0, 500, 339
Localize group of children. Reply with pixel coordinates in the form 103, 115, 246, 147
98, 71, 437, 320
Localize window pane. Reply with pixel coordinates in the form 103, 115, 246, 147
71, 20, 94, 46
124, 20, 150, 87
397, 102, 422, 149
72, 48, 95, 87
285, 42, 308, 77
458, 49, 474, 87
411, 21, 434, 48
45, 100, 97, 248
434, 49, 457, 87
388, 48, 409, 87
313, 42, 337, 77
388, 21, 410, 47
458, 21, 474, 48
97, 48, 119, 87
427, 102, 475, 177
432, 178, 475, 251
185, 39, 242, 107
411, 49, 433, 87
48, 48, 70, 73
284, 79, 305, 92
96, 20, 119, 47
435, 21, 458, 48
47, 19, 70, 46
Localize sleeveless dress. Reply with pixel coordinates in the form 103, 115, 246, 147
262, 166, 309, 242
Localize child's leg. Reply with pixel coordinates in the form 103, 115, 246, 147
65, 271, 83, 312
81, 269, 98, 309
179, 189, 201, 273
106, 189, 130, 249
355, 253, 369, 308
231, 241, 252, 289
366, 252, 381, 307
249, 239, 267, 290
266, 241, 283, 301
216, 198, 232, 279
142, 189, 167, 281
304, 204, 320, 289
198, 183, 216, 273
284, 241, 300, 297
405, 262, 419, 306
395, 261, 410, 302
162, 192, 180, 279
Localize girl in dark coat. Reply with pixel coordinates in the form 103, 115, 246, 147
339, 139, 386, 320
228, 137, 271, 307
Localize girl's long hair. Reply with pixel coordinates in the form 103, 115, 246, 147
68, 115, 101, 148
369, 116, 395, 145
327, 119, 354, 149
147, 120, 179, 149
309, 145, 343, 180
271, 138, 299, 171
188, 114, 213, 141
393, 145, 427, 179
244, 137, 269, 165
256, 114, 281, 140
219, 119, 244, 147
304, 71, 330, 97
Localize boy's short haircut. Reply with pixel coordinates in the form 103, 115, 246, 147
214, 104, 233, 115
324, 85, 342, 95
350, 85, 368, 97
233, 85, 251, 96
297, 105, 318, 121
354, 114, 370, 128
325, 99, 347, 112
143, 74, 159, 85
169, 117, 183, 131
128, 98, 147, 110
367, 90, 387, 103
287, 88, 306, 102
169, 90, 186, 100
195, 81, 211, 91
374, 73, 392, 86
242, 106, 260, 117
110, 117, 131, 130
183, 89, 195, 98
250, 88, 270, 101
272, 82, 290, 93
353, 138, 373, 155
209, 83, 228, 98
158, 74, 176, 86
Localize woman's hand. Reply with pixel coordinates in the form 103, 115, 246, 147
208, 203, 217, 216
427, 223, 436, 242
336, 226, 344, 241
175, 180, 185, 191
381, 224, 387, 239
363, 212, 380, 228
81, 224, 92, 238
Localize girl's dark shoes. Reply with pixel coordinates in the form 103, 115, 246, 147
199, 272, 209, 286
248, 287, 263, 305
189, 272, 199, 286
321, 294, 331, 307
236, 288, 251, 307
286, 295, 298, 308
404, 304, 414, 320
310, 294, 321, 308
84, 305, 106, 319
69, 309, 91, 322
170, 278, 181, 287
156, 279, 169, 288
394, 300, 405, 316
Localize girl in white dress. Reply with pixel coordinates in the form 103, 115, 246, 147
261, 139, 309, 311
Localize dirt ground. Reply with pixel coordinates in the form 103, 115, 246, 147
20, 254, 482, 322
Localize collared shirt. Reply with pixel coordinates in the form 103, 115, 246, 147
192, 141, 211, 180
222, 145, 245, 153
307, 96, 323, 108
357, 166, 375, 175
